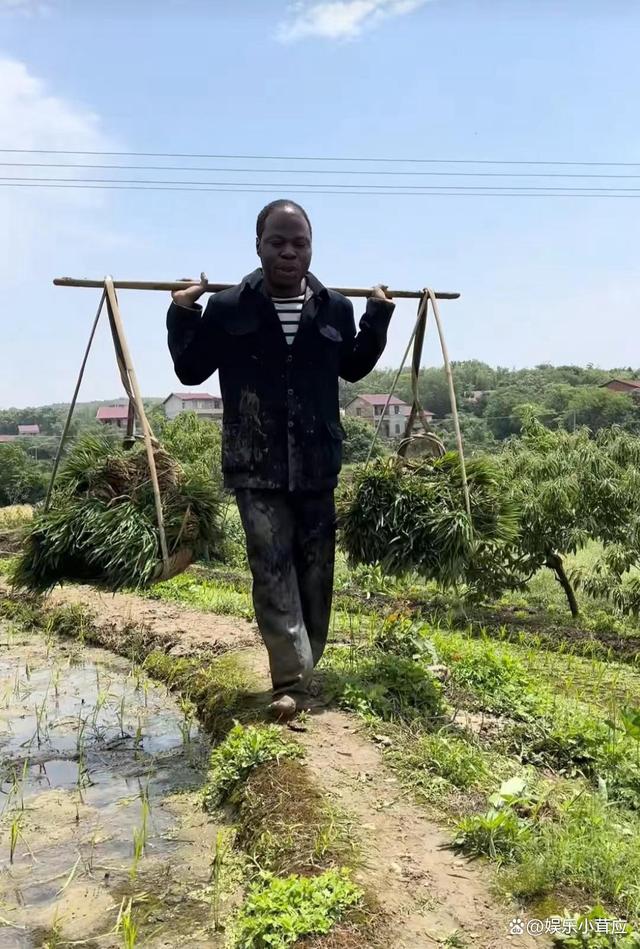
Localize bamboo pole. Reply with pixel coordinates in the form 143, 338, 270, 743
103, 277, 170, 571
54, 276, 460, 301
44, 289, 106, 511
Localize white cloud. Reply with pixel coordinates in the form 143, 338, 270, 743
278, 0, 429, 42
0, 58, 128, 407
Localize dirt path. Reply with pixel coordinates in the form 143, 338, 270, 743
7, 582, 548, 948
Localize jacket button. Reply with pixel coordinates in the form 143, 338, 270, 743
287, 355, 293, 363
288, 421, 293, 429
288, 388, 294, 396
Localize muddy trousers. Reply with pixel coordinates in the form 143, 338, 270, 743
235, 489, 336, 698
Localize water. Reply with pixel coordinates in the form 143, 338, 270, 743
0, 621, 225, 947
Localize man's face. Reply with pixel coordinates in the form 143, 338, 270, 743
257, 208, 312, 295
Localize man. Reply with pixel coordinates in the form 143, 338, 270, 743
167, 200, 394, 719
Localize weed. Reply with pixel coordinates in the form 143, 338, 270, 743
389, 729, 492, 798
204, 723, 303, 810
453, 807, 531, 863
234, 868, 363, 948
324, 646, 445, 724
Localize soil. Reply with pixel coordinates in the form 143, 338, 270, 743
1, 581, 550, 947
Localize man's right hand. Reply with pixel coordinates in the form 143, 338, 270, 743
171, 272, 208, 308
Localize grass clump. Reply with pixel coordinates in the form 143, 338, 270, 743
389, 729, 493, 801
11, 433, 221, 592
237, 758, 348, 875
204, 723, 303, 810
324, 646, 445, 724
234, 868, 363, 949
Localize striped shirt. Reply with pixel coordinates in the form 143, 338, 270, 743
272, 283, 306, 345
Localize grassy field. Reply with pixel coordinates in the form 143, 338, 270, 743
131, 535, 640, 941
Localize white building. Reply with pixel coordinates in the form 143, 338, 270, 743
163, 392, 223, 421
344, 394, 430, 439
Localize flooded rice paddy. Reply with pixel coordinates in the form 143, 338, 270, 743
0, 618, 226, 948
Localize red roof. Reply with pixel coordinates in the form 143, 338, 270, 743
96, 405, 129, 420
163, 392, 218, 403
18, 424, 40, 435
355, 394, 408, 407
601, 378, 640, 389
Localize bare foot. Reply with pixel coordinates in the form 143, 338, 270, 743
268, 694, 297, 722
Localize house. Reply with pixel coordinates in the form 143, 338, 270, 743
0, 434, 17, 443
345, 394, 433, 439
96, 405, 130, 429
600, 379, 640, 398
17, 424, 40, 436
163, 392, 223, 421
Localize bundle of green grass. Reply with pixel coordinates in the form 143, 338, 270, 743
11, 434, 221, 592
338, 453, 520, 586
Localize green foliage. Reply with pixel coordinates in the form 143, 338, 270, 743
372, 613, 439, 662
234, 868, 363, 948
0, 443, 49, 505
11, 434, 221, 591
492, 422, 640, 614
453, 807, 531, 863
204, 724, 303, 809
325, 645, 445, 723
553, 907, 640, 947
339, 453, 519, 587
159, 411, 222, 485
392, 730, 490, 792
340, 415, 386, 463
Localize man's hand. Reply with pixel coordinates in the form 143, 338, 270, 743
370, 284, 393, 301
171, 272, 208, 308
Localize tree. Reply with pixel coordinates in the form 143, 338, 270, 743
0, 444, 49, 506
341, 416, 386, 464
160, 412, 222, 485
492, 420, 640, 616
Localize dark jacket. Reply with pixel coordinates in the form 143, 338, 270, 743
167, 268, 394, 491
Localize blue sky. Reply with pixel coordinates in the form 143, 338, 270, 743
1, 0, 638, 406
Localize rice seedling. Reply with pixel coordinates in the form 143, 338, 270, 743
115, 897, 138, 949
11, 434, 222, 592
116, 693, 128, 739
35, 694, 49, 748
9, 812, 24, 863
209, 830, 229, 932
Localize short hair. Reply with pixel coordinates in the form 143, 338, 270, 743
256, 199, 312, 239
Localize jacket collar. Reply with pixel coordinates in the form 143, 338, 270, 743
240, 268, 328, 300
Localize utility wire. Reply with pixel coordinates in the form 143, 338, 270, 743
3, 181, 640, 199
6, 174, 640, 193
4, 161, 640, 179
2, 148, 640, 167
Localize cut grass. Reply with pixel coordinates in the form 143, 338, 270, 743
203, 723, 303, 809
236, 758, 351, 876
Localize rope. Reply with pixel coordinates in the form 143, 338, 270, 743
364, 287, 472, 526
364, 292, 429, 466
44, 289, 106, 512
426, 288, 472, 522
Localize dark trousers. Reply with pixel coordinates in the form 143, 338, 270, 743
235, 489, 336, 697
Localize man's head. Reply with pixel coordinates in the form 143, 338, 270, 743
256, 199, 312, 296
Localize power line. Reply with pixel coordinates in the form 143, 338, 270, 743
6, 174, 640, 193
4, 161, 640, 180
3, 181, 640, 199
2, 148, 640, 167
